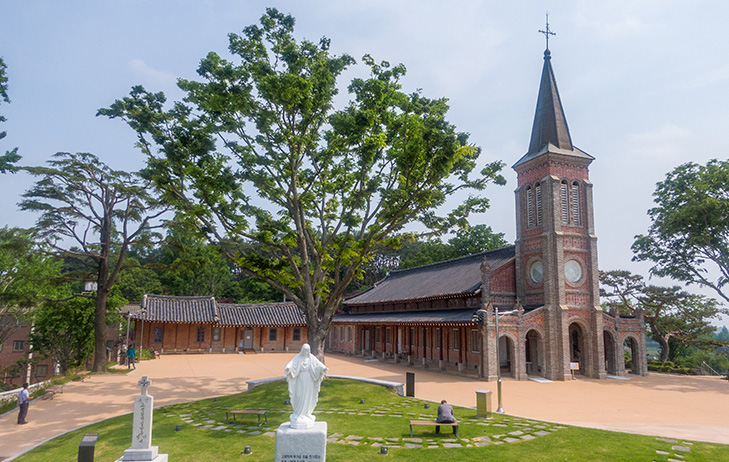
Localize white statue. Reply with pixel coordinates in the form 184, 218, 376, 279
285, 344, 328, 429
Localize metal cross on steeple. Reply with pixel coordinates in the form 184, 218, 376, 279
539, 12, 556, 50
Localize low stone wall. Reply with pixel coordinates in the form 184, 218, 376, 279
0, 381, 49, 414
247, 375, 405, 396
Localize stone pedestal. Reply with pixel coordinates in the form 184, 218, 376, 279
117, 447, 167, 462
275, 421, 327, 462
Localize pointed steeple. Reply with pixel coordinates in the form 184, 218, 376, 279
513, 48, 593, 168
527, 49, 573, 155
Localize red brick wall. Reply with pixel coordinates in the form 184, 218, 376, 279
1, 321, 54, 386
516, 159, 590, 186
134, 323, 308, 353
490, 261, 516, 294
1, 317, 123, 386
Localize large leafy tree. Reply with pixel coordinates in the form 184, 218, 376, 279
156, 230, 281, 302
0, 227, 60, 347
399, 224, 508, 269
632, 159, 729, 304
0, 57, 20, 173
30, 288, 126, 373
600, 270, 726, 362
19, 152, 167, 371
100, 9, 505, 358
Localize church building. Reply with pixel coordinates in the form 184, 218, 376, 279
328, 46, 648, 381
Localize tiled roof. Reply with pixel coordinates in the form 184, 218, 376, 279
130, 294, 305, 327
343, 245, 515, 306
332, 308, 480, 325
135, 295, 218, 323
218, 302, 306, 327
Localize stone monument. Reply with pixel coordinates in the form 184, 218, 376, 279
275, 344, 328, 462
116, 376, 168, 462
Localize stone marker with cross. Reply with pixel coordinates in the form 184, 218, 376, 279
116, 376, 168, 462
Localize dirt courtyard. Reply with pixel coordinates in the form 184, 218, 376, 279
1, 352, 727, 460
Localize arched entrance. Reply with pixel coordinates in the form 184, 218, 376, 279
498, 335, 515, 378
603, 330, 618, 375
568, 322, 587, 375
525, 329, 544, 376
623, 336, 639, 374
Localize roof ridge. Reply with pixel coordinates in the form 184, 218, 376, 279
219, 301, 298, 308
144, 294, 216, 301
389, 244, 515, 275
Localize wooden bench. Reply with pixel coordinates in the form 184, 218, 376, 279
409, 420, 459, 438
226, 409, 268, 426
42, 384, 64, 400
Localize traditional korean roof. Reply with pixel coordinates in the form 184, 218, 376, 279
343, 245, 515, 307
218, 302, 306, 327
332, 308, 481, 326
135, 295, 219, 324
132, 294, 305, 327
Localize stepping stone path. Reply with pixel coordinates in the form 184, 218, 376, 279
654, 438, 694, 460
162, 396, 578, 450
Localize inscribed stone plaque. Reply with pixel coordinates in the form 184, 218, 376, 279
132, 394, 154, 449
275, 421, 327, 462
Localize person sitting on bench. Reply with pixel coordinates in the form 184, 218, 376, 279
436, 399, 457, 423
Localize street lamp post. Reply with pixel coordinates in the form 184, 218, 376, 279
494, 308, 516, 414
124, 313, 131, 365
139, 313, 146, 352
495, 310, 504, 413
125, 313, 131, 349
477, 306, 516, 414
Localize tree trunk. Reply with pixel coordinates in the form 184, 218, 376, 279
649, 321, 670, 363
92, 289, 109, 372
308, 324, 328, 363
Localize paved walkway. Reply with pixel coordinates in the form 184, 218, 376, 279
1, 353, 728, 459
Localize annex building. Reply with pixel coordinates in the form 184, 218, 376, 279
328, 47, 648, 381
129, 295, 307, 354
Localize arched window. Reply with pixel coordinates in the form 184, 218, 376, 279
526, 185, 534, 228
571, 181, 580, 225
560, 180, 569, 224
535, 182, 543, 226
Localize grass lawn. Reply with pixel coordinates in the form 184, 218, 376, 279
14, 379, 729, 462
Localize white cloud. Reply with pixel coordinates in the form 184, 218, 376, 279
127, 58, 178, 89
626, 124, 691, 161
574, 0, 657, 38
692, 63, 729, 87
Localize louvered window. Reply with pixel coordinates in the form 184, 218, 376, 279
561, 181, 569, 224
535, 183, 543, 225
571, 181, 581, 225
526, 186, 534, 228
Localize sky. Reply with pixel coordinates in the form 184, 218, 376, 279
1, 1, 727, 321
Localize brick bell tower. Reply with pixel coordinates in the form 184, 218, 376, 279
512, 44, 606, 380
